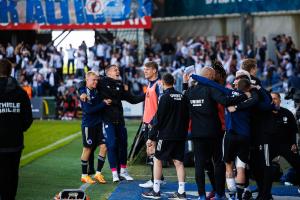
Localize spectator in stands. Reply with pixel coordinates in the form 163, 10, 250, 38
66, 44, 76, 75
162, 38, 175, 66
46, 67, 60, 96
75, 46, 86, 79
6, 43, 14, 60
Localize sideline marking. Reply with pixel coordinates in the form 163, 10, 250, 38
21, 131, 81, 161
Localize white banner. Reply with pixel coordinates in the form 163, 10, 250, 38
122, 101, 143, 117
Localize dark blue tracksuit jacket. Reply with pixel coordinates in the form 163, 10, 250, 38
80, 87, 106, 128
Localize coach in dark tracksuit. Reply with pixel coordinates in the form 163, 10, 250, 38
0, 59, 33, 200
256, 92, 300, 198
184, 67, 247, 200
79, 65, 144, 182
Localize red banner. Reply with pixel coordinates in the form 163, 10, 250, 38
0, 16, 152, 30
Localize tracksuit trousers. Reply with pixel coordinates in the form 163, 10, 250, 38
193, 137, 225, 197
253, 143, 300, 200
103, 122, 128, 170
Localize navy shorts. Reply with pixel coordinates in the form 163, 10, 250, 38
81, 124, 105, 148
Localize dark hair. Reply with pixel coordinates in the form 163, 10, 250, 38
162, 73, 174, 86
237, 78, 251, 92
0, 59, 12, 77
144, 61, 158, 71
105, 64, 118, 73
212, 60, 226, 78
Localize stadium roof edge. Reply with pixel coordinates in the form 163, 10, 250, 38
152, 10, 300, 22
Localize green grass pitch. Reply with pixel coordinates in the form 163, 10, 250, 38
16, 119, 291, 199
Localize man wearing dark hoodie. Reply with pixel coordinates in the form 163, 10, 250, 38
0, 59, 33, 200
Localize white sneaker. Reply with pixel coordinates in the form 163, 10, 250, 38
112, 172, 120, 183
120, 168, 134, 181
139, 180, 153, 188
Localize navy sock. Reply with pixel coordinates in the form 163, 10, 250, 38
88, 151, 95, 174
81, 160, 88, 175
97, 155, 105, 172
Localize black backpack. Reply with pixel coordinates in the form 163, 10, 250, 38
54, 189, 89, 200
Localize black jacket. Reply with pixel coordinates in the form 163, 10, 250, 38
79, 76, 145, 125
0, 77, 33, 152
149, 88, 189, 141
248, 76, 275, 144
184, 84, 247, 139
265, 107, 298, 145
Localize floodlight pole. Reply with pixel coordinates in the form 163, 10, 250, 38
241, 13, 254, 53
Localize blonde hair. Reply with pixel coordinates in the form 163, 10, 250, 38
85, 71, 98, 79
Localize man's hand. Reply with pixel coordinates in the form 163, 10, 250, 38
146, 139, 156, 156
80, 93, 88, 102
291, 144, 298, 154
146, 139, 154, 147
103, 99, 112, 105
124, 84, 129, 91
227, 106, 236, 113
183, 73, 190, 83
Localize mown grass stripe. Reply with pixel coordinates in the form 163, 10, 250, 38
21, 131, 81, 161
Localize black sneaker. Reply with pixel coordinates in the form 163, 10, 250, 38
168, 192, 186, 200
142, 190, 161, 199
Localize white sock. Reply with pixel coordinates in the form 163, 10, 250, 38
96, 171, 101, 175
178, 182, 185, 194
226, 177, 236, 192
153, 179, 160, 193
81, 174, 88, 178
120, 168, 126, 174
112, 171, 118, 176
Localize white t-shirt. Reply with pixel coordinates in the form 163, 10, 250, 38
67, 48, 76, 59
285, 62, 293, 77
53, 54, 62, 68
105, 45, 112, 59
76, 55, 85, 69
6, 46, 14, 58
96, 44, 105, 57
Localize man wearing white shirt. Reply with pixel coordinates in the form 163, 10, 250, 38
67, 44, 76, 75
105, 44, 112, 62
75, 48, 86, 78
96, 42, 106, 63
53, 51, 63, 80
284, 58, 293, 77
6, 43, 14, 58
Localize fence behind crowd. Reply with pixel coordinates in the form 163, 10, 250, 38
31, 97, 144, 119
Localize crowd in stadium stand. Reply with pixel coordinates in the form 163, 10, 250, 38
0, 34, 299, 119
